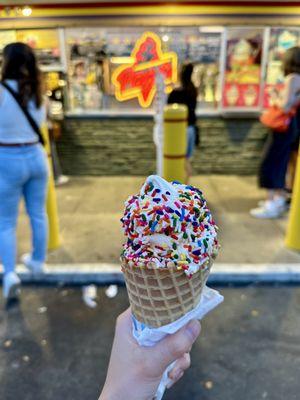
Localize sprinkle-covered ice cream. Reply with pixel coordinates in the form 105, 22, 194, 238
121, 175, 218, 277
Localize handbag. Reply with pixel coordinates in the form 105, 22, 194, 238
1, 81, 45, 145
260, 105, 296, 133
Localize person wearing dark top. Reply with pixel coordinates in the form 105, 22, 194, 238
168, 63, 198, 182
250, 47, 300, 219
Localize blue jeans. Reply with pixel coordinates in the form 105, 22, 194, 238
187, 125, 196, 159
0, 144, 49, 274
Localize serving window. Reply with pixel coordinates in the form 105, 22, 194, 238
65, 27, 223, 113
2, 25, 300, 116
222, 27, 264, 111
264, 27, 300, 108
0, 28, 65, 72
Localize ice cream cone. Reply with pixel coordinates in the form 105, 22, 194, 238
122, 258, 211, 328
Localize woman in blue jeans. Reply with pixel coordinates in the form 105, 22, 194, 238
0, 43, 48, 301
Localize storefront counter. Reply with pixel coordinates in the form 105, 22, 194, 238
57, 114, 267, 176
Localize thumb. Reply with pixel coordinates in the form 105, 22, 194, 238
150, 320, 201, 374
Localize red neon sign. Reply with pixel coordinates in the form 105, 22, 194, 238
112, 32, 177, 108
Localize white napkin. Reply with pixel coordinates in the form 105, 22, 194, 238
132, 285, 224, 400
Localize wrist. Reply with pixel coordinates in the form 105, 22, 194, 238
99, 385, 117, 400
99, 379, 156, 400
99, 380, 134, 400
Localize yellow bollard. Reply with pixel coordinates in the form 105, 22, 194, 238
285, 149, 300, 250
163, 104, 188, 183
41, 124, 61, 250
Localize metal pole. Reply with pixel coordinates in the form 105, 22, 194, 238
163, 104, 188, 183
154, 71, 166, 176
285, 148, 300, 250
41, 124, 61, 250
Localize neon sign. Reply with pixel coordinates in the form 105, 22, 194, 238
112, 31, 177, 108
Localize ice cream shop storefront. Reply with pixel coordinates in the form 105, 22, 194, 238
1, 1, 300, 176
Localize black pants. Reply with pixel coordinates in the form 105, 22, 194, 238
259, 116, 299, 189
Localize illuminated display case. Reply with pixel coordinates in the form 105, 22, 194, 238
0, 30, 16, 52
222, 27, 264, 111
0, 28, 66, 71
0, 28, 67, 118
65, 27, 223, 113
0, 30, 17, 72
1, 26, 300, 116
65, 27, 145, 111
16, 29, 64, 70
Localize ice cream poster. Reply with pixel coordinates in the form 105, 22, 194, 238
222, 28, 263, 108
112, 31, 177, 108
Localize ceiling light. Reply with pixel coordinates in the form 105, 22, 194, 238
22, 6, 32, 17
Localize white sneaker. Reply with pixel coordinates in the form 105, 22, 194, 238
21, 253, 44, 274
250, 197, 286, 219
3, 272, 21, 300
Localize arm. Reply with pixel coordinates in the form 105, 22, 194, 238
191, 90, 198, 113
274, 75, 300, 111
0, 86, 3, 106
167, 90, 176, 104
99, 308, 201, 400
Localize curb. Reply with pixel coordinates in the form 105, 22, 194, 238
1, 263, 300, 285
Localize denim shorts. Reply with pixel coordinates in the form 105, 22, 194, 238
187, 125, 196, 159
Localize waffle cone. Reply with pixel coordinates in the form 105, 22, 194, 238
122, 259, 211, 328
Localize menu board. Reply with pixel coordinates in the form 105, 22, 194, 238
65, 27, 223, 111
190, 33, 221, 107
0, 30, 16, 51
264, 28, 300, 108
16, 29, 61, 67
0, 30, 16, 72
222, 27, 263, 109
188, 33, 221, 64
66, 28, 109, 110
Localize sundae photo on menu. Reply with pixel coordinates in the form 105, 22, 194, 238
223, 27, 263, 108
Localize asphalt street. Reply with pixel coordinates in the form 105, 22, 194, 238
0, 285, 299, 400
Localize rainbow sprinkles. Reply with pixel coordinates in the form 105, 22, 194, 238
121, 175, 219, 277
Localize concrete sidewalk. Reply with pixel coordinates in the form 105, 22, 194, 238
14, 175, 300, 279
1, 285, 299, 400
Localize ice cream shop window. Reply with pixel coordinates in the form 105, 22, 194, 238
0, 28, 65, 73
16, 29, 64, 71
222, 27, 264, 111
65, 27, 223, 113
264, 27, 300, 108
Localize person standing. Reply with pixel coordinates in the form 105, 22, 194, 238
0, 42, 48, 301
168, 63, 198, 182
251, 46, 300, 218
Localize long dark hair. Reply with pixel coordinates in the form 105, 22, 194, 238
1, 42, 43, 108
282, 46, 300, 77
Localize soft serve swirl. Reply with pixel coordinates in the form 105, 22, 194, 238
121, 175, 218, 276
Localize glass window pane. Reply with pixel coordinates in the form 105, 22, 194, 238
222, 27, 264, 110
264, 28, 300, 108
16, 29, 61, 68
65, 27, 222, 112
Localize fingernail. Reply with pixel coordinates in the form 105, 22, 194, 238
185, 320, 200, 341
